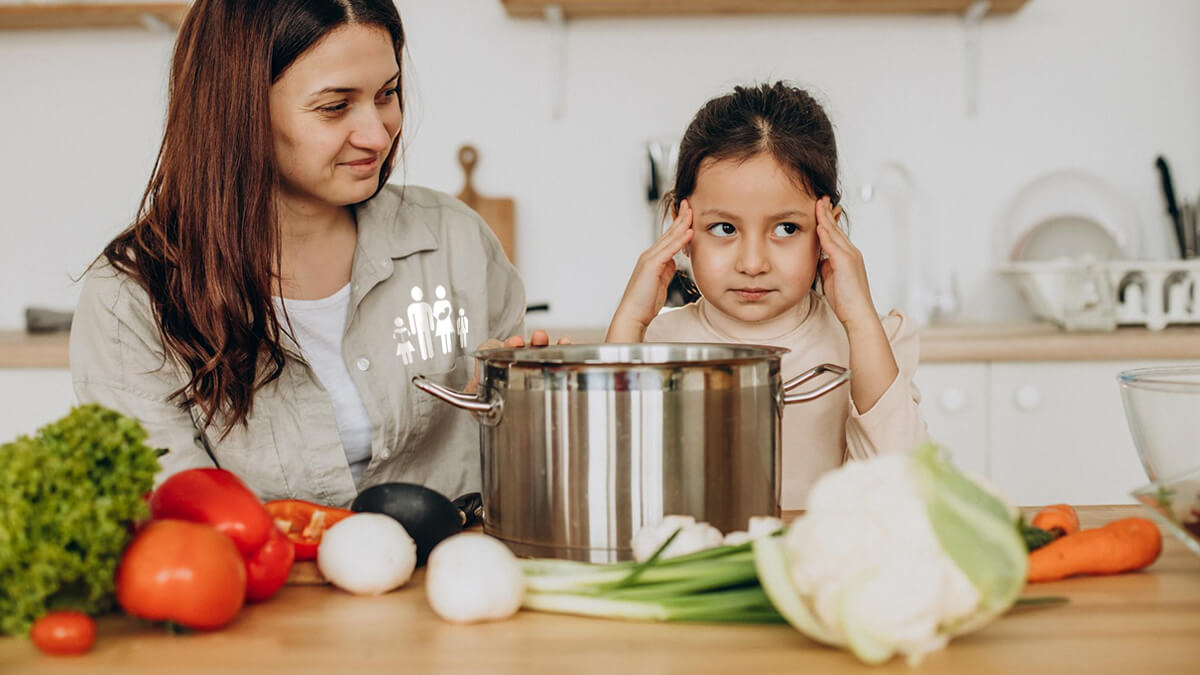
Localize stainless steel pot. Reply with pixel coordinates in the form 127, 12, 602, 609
413, 343, 849, 562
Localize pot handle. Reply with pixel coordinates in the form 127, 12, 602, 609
411, 375, 500, 420
782, 364, 851, 405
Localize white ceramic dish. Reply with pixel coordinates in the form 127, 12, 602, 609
996, 169, 1140, 262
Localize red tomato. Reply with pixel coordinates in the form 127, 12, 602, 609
30, 611, 95, 656
117, 520, 247, 630
244, 526, 295, 603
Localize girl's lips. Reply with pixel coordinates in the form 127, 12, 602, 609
733, 289, 772, 301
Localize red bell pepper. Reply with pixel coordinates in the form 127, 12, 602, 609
244, 526, 295, 602
148, 468, 294, 603
150, 468, 274, 556
265, 499, 354, 561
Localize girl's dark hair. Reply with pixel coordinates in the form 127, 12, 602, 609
666, 81, 840, 212
102, 0, 405, 434
665, 82, 841, 301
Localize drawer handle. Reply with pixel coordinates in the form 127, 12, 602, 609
939, 388, 967, 413
1014, 385, 1041, 412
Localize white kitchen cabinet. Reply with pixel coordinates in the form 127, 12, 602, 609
914, 359, 1176, 506
0, 369, 76, 443
914, 363, 989, 480
987, 361, 1159, 507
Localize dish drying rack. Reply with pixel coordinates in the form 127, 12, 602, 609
1000, 259, 1200, 332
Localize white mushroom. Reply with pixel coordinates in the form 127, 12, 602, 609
317, 513, 417, 596
425, 533, 525, 624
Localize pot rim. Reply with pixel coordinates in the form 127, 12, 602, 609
473, 342, 790, 367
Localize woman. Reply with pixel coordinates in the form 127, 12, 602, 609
70, 0, 546, 507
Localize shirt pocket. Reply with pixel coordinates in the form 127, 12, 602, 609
408, 353, 476, 438
205, 415, 291, 501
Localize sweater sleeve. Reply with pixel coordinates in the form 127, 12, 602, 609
844, 310, 929, 461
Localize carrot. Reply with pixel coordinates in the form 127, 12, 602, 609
1027, 517, 1162, 583
1031, 503, 1081, 538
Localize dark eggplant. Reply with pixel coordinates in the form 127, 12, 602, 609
351, 483, 463, 566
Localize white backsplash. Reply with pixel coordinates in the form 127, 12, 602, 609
1, 0, 1198, 331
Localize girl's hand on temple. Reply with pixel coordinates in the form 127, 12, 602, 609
466, 331, 571, 393
815, 197, 878, 333
606, 200, 695, 343
815, 196, 899, 411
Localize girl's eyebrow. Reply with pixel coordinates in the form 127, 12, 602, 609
767, 210, 809, 220
698, 208, 811, 221
699, 208, 739, 220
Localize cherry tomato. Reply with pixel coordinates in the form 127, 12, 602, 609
30, 611, 96, 656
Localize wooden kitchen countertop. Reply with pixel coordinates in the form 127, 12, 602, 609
918, 322, 1200, 362
2, 323, 1199, 368
2, 506, 1197, 673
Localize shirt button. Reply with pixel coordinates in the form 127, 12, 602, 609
356, 357, 371, 371
352, 283, 360, 291
381, 449, 391, 460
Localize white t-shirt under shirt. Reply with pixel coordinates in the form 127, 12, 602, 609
275, 284, 373, 486
645, 291, 929, 510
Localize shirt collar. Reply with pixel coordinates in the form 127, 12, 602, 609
353, 184, 439, 260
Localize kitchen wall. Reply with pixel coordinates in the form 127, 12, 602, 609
1, 0, 1198, 332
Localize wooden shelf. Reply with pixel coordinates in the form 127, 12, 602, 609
0, 3, 189, 30
502, 0, 1027, 18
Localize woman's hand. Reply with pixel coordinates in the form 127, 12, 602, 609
815, 197, 877, 331
606, 200, 694, 343
465, 330, 572, 393
486, 330, 572, 349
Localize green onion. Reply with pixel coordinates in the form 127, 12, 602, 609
520, 529, 782, 624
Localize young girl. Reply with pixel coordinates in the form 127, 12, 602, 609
607, 82, 928, 509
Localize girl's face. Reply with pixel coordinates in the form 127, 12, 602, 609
686, 153, 821, 325
269, 24, 401, 212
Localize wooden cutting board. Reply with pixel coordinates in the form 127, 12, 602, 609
456, 144, 516, 265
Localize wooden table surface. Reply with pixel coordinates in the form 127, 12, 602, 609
2, 506, 1198, 674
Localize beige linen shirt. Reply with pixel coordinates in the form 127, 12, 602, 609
70, 185, 525, 508
645, 292, 929, 509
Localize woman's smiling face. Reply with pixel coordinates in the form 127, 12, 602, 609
269, 24, 401, 211
686, 152, 821, 324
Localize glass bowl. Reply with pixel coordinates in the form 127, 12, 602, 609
1131, 465, 1200, 558
1118, 365, 1200, 482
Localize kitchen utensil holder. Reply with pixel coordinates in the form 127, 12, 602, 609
1001, 259, 1200, 331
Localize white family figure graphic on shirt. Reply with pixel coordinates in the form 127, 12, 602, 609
456, 309, 469, 349
406, 287, 436, 360
399, 285, 470, 362
432, 285, 455, 355
392, 318, 416, 365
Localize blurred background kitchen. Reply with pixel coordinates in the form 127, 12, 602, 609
1, 0, 1198, 505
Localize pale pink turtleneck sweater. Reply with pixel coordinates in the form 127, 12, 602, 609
645, 291, 929, 509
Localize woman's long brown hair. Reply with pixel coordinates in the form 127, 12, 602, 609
103, 0, 405, 434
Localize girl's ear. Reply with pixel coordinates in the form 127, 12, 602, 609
832, 204, 843, 223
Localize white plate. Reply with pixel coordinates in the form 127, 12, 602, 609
995, 169, 1140, 262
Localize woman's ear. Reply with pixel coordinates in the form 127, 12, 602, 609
832, 204, 843, 223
